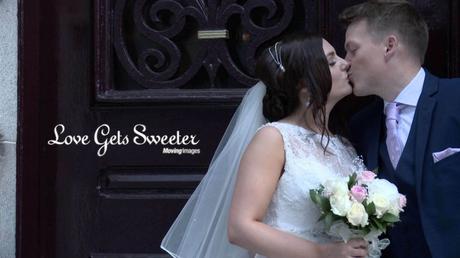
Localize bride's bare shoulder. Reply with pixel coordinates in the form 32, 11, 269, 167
240, 124, 284, 163
253, 124, 283, 145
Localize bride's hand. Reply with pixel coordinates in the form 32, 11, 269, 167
317, 239, 368, 258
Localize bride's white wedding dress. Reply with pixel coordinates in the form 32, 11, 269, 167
254, 122, 365, 258
160, 83, 367, 258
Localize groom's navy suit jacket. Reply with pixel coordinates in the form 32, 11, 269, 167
349, 69, 460, 258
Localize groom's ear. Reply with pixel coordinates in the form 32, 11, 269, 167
383, 35, 398, 61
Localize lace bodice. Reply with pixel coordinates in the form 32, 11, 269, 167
254, 122, 365, 258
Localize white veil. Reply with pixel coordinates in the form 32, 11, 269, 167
161, 82, 268, 258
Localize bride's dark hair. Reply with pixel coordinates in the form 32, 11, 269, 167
255, 33, 332, 147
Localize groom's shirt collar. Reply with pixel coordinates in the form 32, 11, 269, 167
384, 68, 425, 108
382, 68, 425, 148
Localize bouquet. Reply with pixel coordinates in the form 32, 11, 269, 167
310, 171, 407, 258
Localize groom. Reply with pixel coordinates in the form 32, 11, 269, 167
341, 1, 460, 258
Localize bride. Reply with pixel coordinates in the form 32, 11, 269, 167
161, 34, 368, 258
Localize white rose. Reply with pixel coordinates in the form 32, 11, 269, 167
368, 193, 390, 218
347, 202, 369, 227
367, 179, 400, 217
367, 179, 399, 200
323, 179, 349, 197
330, 194, 353, 216
388, 201, 401, 217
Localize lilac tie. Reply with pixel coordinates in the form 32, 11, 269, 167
385, 102, 403, 169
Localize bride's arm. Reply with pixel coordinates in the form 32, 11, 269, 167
228, 126, 367, 258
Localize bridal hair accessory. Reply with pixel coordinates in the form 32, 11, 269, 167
269, 42, 285, 72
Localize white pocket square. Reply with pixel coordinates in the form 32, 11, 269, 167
432, 148, 460, 163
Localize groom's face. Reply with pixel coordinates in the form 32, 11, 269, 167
344, 20, 386, 96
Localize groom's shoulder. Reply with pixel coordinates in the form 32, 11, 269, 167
434, 76, 460, 104
438, 77, 460, 92
426, 70, 460, 95
424, 73, 460, 119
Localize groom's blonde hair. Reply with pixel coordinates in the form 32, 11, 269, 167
339, 0, 429, 64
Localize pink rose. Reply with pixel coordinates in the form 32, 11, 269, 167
350, 185, 367, 203
399, 194, 407, 210
359, 171, 376, 184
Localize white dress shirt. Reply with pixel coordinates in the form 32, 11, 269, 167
383, 68, 425, 148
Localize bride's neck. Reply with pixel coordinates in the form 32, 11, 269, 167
282, 104, 333, 134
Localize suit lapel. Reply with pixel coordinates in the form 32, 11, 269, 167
363, 100, 383, 171
414, 70, 438, 197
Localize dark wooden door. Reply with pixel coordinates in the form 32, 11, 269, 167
18, 0, 459, 258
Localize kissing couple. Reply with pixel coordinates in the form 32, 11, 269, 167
162, 1, 460, 258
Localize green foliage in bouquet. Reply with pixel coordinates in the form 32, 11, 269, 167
309, 171, 405, 234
